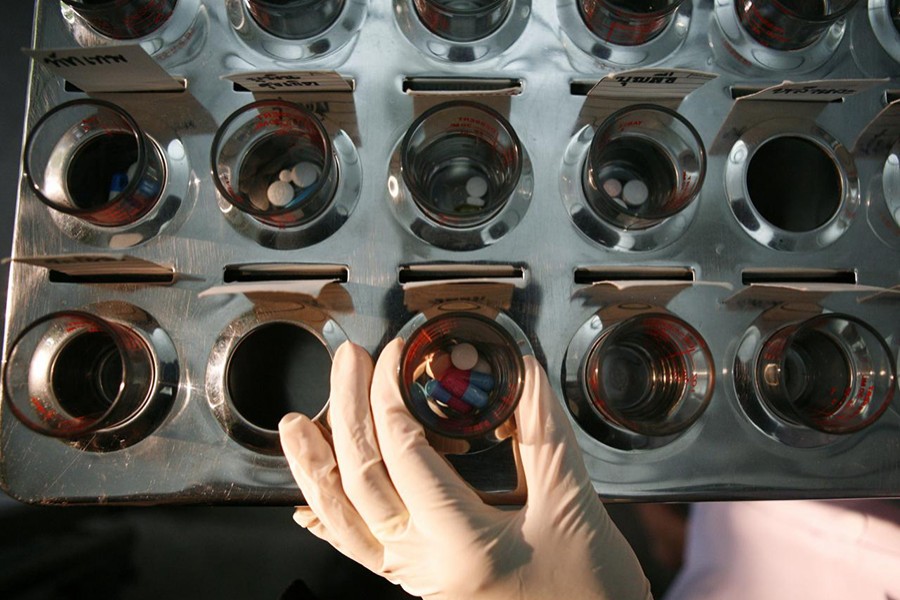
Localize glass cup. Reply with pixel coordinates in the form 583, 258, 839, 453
61, 0, 177, 39
401, 101, 523, 229
3, 312, 155, 438
579, 0, 686, 46
756, 314, 895, 434
399, 311, 527, 452
583, 104, 705, 231
583, 314, 713, 436
735, 0, 860, 51
244, 0, 346, 39
212, 100, 338, 228
412, 0, 513, 42
24, 99, 165, 227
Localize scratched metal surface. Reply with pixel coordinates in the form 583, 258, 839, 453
1, 0, 899, 504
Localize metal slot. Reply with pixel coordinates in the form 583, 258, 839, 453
570, 80, 599, 96
399, 263, 525, 284
741, 268, 857, 286
884, 90, 900, 104
402, 77, 523, 95
48, 270, 175, 284
223, 263, 349, 283
63, 80, 187, 94
574, 266, 695, 284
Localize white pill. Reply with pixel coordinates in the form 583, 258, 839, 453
602, 178, 622, 198
473, 358, 492, 375
622, 179, 649, 206
278, 169, 292, 182
291, 162, 320, 188
267, 180, 294, 207
450, 343, 479, 371
466, 176, 488, 198
894, 207, 900, 225
126, 161, 138, 182
466, 196, 486, 207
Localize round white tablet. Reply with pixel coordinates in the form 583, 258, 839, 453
450, 343, 479, 371
622, 179, 649, 207
466, 196, 486, 207
602, 178, 622, 198
278, 169, 292, 182
466, 176, 488, 198
267, 180, 294, 207
291, 162, 320, 188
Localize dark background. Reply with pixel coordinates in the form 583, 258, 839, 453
0, 5, 677, 599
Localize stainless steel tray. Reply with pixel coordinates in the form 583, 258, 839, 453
2, 0, 898, 504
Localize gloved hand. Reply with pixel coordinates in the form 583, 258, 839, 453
279, 339, 651, 600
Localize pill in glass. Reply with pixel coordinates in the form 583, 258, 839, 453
450, 343, 479, 370
602, 178, 622, 198
108, 172, 128, 200
443, 366, 495, 393
424, 380, 473, 414
466, 196, 486, 208
473, 358, 492, 375
291, 162, 320, 188
439, 370, 490, 409
466, 176, 488, 198
622, 179, 649, 206
267, 180, 294, 207
278, 169, 292, 183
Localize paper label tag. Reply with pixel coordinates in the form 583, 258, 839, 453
403, 282, 518, 313
587, 69, 717, 100
25, 45, 183, 92
225, 71, 354, 93
742, 79, 883, 102
11, 254, 173, 277
854, 98, 900, 157
199, 280, 338, 298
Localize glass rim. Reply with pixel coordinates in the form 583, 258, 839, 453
420, 0, 512, 17
734, 0, 860, 23
588, 0, 686, 20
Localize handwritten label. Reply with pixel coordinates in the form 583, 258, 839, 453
854, 98, 900, 157
226, 71, 354, 93
744, 79, 884, 102
588, 69, 717, 100
24, 45, 183, 92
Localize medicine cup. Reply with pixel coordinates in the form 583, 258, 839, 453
578, 314, 713, 443
755, 314, 895, 435
398, 307, 531, 454
244, 0, 346, 39
735, 0, 859, 51
400, 101, 523, 229
583, 105, 705, 231
24, 99, 166, 228
579, 0, 686, 46
211, 100, 338, 228
60, 0, 177, 40
412, 0, 513, 42
3, 312, 157, 440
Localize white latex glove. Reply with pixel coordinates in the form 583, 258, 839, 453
279, 340, 651, 600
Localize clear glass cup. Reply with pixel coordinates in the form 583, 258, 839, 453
756, 314, 895, 434
244, 0, 346, 39
579, 0, 685, 46
583, 314, 713, 436
24, 99, 165, 227
3, 311, 155, 438
735, 0, 860, 50
399, 311, 526, 451
211, 100, 338, 228
60, 0, 177, 39
401, 101, 523, 229
583, 104, 705, 231
412, 0, 513, 41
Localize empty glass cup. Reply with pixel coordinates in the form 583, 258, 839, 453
583, 104, 705, 231
212, 100, 338, 228
756, 314, 895, 434
579, 0, 686, 45
3, 312, 155, 438
735, 0, 860, 50
401, 101, 523, 229
61, 0, 177, 39
412, 0, 513, 41
245, 0, 346, 39
583, 314, 713, 436
24, 99, 165, 227
399, 310, 527, 451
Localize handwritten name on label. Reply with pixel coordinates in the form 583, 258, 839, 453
226, 71, 354, 92
745, 79, 884, 102
588, 69, 717, 98
25, 45, 183, 92
854, 99, 900, 157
